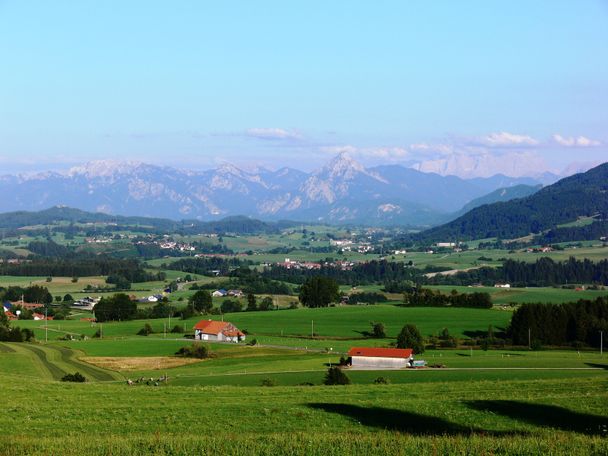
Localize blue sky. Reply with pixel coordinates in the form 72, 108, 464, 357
0, 1, 607, 176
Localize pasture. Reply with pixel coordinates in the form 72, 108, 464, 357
0, 369, 606, 455
15, 305, 512, 343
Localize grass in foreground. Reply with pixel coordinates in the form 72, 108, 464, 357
0, 375, 606, 455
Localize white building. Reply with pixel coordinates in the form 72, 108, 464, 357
193, 320, 245, 343
348, 347, 414, 369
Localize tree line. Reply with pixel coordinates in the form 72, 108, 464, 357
509, 297, 608, 347
0, 257, 163, 283
425, 257, 608, 287
264, 260, 419, 286
163, 256, 251, 276
402, 287, 492, 309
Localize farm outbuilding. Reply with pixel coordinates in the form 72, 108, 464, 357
347, 347, 413, 369
193, 319, 245, 343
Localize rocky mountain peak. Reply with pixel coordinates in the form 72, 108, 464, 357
67, 160, 148, 178
320, 152, 367, 179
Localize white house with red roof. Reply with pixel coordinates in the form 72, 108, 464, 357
193, 319, 245, 343
347, 347, 414, 369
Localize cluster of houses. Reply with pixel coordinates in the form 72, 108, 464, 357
133, 234, 196, 252
3, 301, 52, 321
158, 241, 195, 251
526, 246, 553, 253
274, 258, 355, 271
276, 258, 322, 270
211, 289, 243, 298
72, 296, 100, 309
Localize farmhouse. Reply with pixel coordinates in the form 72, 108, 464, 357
212, 289, 227, 297
348, 347, 413, 369
193, 319, 245, 343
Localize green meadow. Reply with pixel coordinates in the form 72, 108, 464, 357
2, 302, 607, 455
15, 305, 512, 342
0, 369, 606, 455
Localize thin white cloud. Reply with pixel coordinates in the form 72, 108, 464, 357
245, 128, 302, 140
409, 143, 454, 156
319, 145, 409, 161
319, 145, 358, 154
552, 134, 601, 147
479, 132, 539, 147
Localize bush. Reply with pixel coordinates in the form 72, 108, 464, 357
61, 372, 86, 382
220, 299, 243, 313
175, 343, 211, 359
348, 292, 388, 305
247, 338, 258, 346
170, 325, 184, 333
371, 322, 386, 338
137, 323, 154, 336
373, 376, 390, 385
531, 339, 543, 351
396, 324, 425, 354
260, 377, 276, 387
324, 367, 351, 385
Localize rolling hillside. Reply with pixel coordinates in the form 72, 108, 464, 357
416, 162, 608, 242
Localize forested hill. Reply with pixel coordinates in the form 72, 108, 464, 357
0, 207, 292, 235
415, 162, 608, 242
451, 184, 541, 218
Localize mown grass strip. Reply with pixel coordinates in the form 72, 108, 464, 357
17, 344, 67, 380
0, 342, 15, 353
52, 345, 119, 381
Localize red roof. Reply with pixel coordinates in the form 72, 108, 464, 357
193, 320, 229, 334
12, 302, 44, 309
193, 320, 243, 337
348, 347, 413, 359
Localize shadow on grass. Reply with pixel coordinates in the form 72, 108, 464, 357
585, 362, 608, 371
466, 401, 607, 436
308, 403, 523, 436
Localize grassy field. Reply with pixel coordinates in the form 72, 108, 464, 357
2, 308, 607, 455
15, 305, 512, 343
0, 370, 606, 455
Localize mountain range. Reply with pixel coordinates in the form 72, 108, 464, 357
1, 153, 549, 226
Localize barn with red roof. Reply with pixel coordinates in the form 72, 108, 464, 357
347, 347, 414, 369
193, 319, 245, 343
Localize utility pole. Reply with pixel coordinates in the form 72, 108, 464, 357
311, 320, 314, 338
45, 306, 48, 343
601, 330, 604, 356
528, 328, 531, 350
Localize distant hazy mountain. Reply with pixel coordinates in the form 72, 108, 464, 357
0, 153, 544, 226
0, 206, 288, 235
417, 162, 608, 241
451, 184, 542, 218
